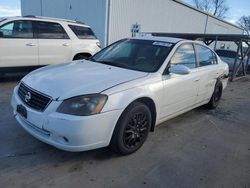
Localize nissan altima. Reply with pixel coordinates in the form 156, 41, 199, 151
11, 37, 229, 155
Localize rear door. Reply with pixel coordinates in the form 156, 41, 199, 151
161, 43, 200, 118
35, 21, 72, 65
0, 20, 38, 67
195, 44, 219, 103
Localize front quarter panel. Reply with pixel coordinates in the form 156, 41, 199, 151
101, 74, 164, 123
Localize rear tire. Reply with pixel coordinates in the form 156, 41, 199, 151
206, 81, 223, 109
110, 102, 152, 155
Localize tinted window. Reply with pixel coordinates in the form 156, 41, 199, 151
0, 20, 33, 38
36, 21, 69, 39
170, 43, 196, 69
69, 25, 96, 39
196, 45, 217, 66
91, 39, 173, 72
215, 50, 237, 58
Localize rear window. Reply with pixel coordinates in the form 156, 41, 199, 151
196, 44, 217, 67
69, 25, 96, 39
36, 21, 69, 39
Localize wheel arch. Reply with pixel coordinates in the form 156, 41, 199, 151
119, 97, 157, 132
73, 52, 92, 60
135, 97, 157, 132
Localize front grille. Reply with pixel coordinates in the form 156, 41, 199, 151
18, 82, 52, 112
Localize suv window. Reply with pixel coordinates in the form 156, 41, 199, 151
36, 21, 69, 39
170, 43, 196, 69
196, 45, 217, 66
0, 20, 33, 38
69, 25, 96, 39
215, 50, 237, 58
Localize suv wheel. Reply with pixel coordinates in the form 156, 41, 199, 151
111, 102, 152, 155
73, 54, 90, 60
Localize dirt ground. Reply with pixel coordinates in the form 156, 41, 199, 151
0, 75, 250, 188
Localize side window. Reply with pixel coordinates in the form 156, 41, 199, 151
196, 45, 217, 67
170, 43, 196, 69
36, 21, 69, 39
68, 25, 96, 39
0, 20, 33, 38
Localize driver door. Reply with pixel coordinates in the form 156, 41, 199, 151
0, 20, 38, 67
161, 43, 200, 118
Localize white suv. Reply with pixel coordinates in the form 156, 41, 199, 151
0, 16, 101, 74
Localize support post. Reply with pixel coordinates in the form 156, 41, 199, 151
231, 40, 241, 81
214, 36, 218, 50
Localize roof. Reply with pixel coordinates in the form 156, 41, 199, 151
133, 36, 183, 43
173, 0, 243, 30
4, 15, 88, 26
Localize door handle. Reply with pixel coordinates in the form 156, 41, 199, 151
194, 78, 200, 82
62, 43, 70, 47
26, 43, 36, 47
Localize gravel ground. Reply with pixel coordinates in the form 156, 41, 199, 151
0, 75, 250, 188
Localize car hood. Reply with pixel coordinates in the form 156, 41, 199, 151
22, 60, 148, 100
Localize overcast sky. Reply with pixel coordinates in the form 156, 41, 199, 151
182, 0, 250, 23
0, 0, 249, 24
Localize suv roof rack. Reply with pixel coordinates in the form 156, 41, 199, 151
23, 15, 37, 18
74, 20, 85, 25
22, 15, 85, 25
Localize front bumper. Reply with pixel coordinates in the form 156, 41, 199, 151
11, 87, 122, 152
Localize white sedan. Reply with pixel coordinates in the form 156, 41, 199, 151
11, 37, 229, 155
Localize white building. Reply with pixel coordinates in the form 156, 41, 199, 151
21, 0, 243, 47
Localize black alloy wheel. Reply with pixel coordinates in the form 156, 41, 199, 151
123, 112, 149, 149
111, 102, 152, 155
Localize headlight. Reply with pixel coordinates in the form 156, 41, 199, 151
57, 94, 108, 116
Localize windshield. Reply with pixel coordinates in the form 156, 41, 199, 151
91, 39, 174, 72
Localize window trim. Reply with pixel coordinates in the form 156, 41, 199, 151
0, 20, 35, 39
163, 42, 198, 75
34, 20, 70, 40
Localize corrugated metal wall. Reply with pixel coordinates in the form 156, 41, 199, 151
108, 0, 243, 45
21, 0, 108, 46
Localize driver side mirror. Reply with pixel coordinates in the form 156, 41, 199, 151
169, 64, 191, 75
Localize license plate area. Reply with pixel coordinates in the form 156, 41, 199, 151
17, 104, 27, 119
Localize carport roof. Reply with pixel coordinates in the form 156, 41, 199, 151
149, 33, 250, 42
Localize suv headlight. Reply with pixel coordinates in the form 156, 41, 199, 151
57, 94, 108, 116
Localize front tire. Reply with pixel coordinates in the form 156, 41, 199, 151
207, 81, 223, 109
111, 102, 152, 155
73, 54, 89, 60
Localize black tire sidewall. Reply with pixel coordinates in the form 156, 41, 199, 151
209, 81, 223, 109
112, 102, 152, 155
73, 55, 88, 60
